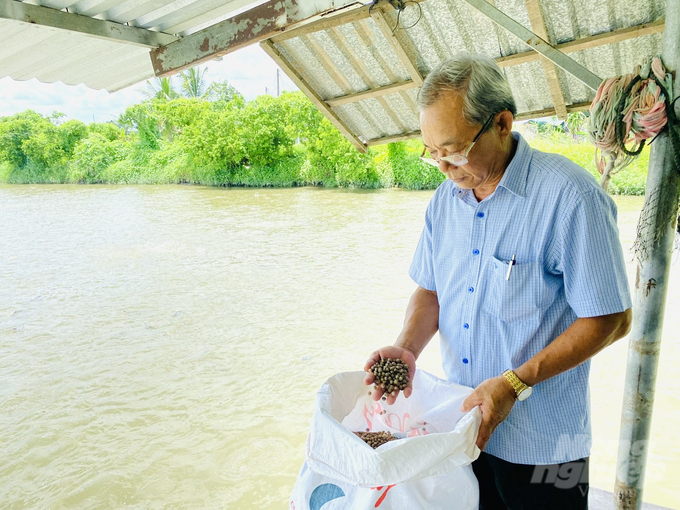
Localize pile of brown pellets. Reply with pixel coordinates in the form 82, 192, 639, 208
369, 357, 409, 397
353, 431, 399, 449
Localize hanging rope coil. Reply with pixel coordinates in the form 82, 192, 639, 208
588, 56, 678, 177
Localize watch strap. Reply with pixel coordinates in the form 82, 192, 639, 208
502, 369, 531, 400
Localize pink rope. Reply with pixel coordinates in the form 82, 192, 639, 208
588, 57, 671, 175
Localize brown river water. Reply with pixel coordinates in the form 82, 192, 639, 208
0, 185, 677, 509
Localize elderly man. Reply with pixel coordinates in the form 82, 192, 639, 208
363, 53, 632, 509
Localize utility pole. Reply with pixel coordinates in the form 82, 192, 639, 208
276, 68, 280, 97
614, 0, 680, 508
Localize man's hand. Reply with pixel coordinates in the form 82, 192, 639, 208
363, 345, 416, 405
461, 376, 516, 451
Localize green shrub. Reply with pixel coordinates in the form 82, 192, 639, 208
523, 129, 649, 195
230, 154, 304, 187
0, 161, 11, 181
68, 134, 129, 183
88, 122, 124, 141
0, 98, 654, 193
0, 110, 47, 169
388, 140, 445, 190
305, 117, 379, 187
147, 142, 191, 184
4, 160, 68, 183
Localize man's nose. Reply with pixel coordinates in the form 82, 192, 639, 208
438, 158, 454, 169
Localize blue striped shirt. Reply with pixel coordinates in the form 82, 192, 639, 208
409, 132, 632, 464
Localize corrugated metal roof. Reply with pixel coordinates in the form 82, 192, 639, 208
0, 0, 669, 148
265, 0, 666, 146
0, 0, 266, 92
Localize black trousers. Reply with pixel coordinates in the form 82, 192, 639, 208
472, 452, 589, 510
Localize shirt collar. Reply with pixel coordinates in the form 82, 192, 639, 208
451, 131, 531, 200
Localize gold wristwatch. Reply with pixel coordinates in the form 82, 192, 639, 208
502, 370, 533, 401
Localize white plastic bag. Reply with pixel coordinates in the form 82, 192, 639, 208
289, 369, 481, 510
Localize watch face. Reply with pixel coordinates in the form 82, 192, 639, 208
517, 386, 533, 401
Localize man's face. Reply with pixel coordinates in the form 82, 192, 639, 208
420, 91, 502, 191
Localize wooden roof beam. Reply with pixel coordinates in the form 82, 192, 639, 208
370, 6, 424, 86
326, 80, 417, 107
461, 0, 602, 91
0, 0, 178, 48
365, 102, 592, 146
260, 39, 367, 153
496, 19, 665, 68
269, 3, 372, 44
150, 0, 360, 77
513, 101, 591, 121
366, 131, 422, 146
524, 0, 568, 119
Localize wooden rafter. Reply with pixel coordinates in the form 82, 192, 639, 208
524, 0, 568, 119
461, 0, 602, 90
513, 101, 591, 121
301, 33, 384, 136
150, 0, 358, 76
269, 4, 372, 44
311, 18, 662, 110
369, 7, 424, 86
0, 0, 178, 48
364, 102, 592, 146
366, 131, 422, 146
260, 39, 367, 153
352, 17, 417, 111
329, 26, 409, 133
326, 80, 417, 107
496, 19, 665, 68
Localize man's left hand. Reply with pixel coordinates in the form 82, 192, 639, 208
461, 376, 516, 451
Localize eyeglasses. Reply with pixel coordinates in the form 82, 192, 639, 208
420, 114, 495, 167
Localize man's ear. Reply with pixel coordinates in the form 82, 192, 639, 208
497, 110, 514, 140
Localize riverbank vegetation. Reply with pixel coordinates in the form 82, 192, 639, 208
0, 74, 648, 194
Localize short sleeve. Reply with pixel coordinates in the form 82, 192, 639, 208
556, 189, 632, 317
409, 200, 437, 292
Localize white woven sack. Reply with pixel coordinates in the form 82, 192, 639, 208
289, 369, 481, 510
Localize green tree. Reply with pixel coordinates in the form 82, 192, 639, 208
144, 77, 180, 101
180, 66, 209, 98
118, 101, 161, 150
68, 133, 128, 183
305, 116, 379, 187
0, 110, 48, 168
278, 91, 323, 144
155, 98, 212, 141
59, 119, 88, 155
180, 101, 245, 169
206, 80, 244, 106
88, 122, 124, 141
239, 94, 297, 166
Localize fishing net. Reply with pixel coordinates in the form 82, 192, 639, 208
589, 56, 680, 263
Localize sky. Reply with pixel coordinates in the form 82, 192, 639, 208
0, 44, 299, 124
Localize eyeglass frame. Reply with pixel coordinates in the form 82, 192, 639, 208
420, 114, 496, 167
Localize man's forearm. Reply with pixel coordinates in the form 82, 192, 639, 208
515, 309, 632, 387
394, 286, 440, 360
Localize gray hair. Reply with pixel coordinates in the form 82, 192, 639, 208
416, 52, 517, 127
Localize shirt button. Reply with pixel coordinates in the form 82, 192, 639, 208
477, 212, 485, 218
463, 323, 469, 329
472, 249, 480, 255
462, 358, 469, 364
468, 287, 474, 293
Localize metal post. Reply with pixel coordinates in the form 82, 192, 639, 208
614, 1, 680, 508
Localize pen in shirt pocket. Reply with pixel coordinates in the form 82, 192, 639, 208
505, 254, 516, 281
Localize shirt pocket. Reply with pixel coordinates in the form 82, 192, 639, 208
482, 255, 543, 322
